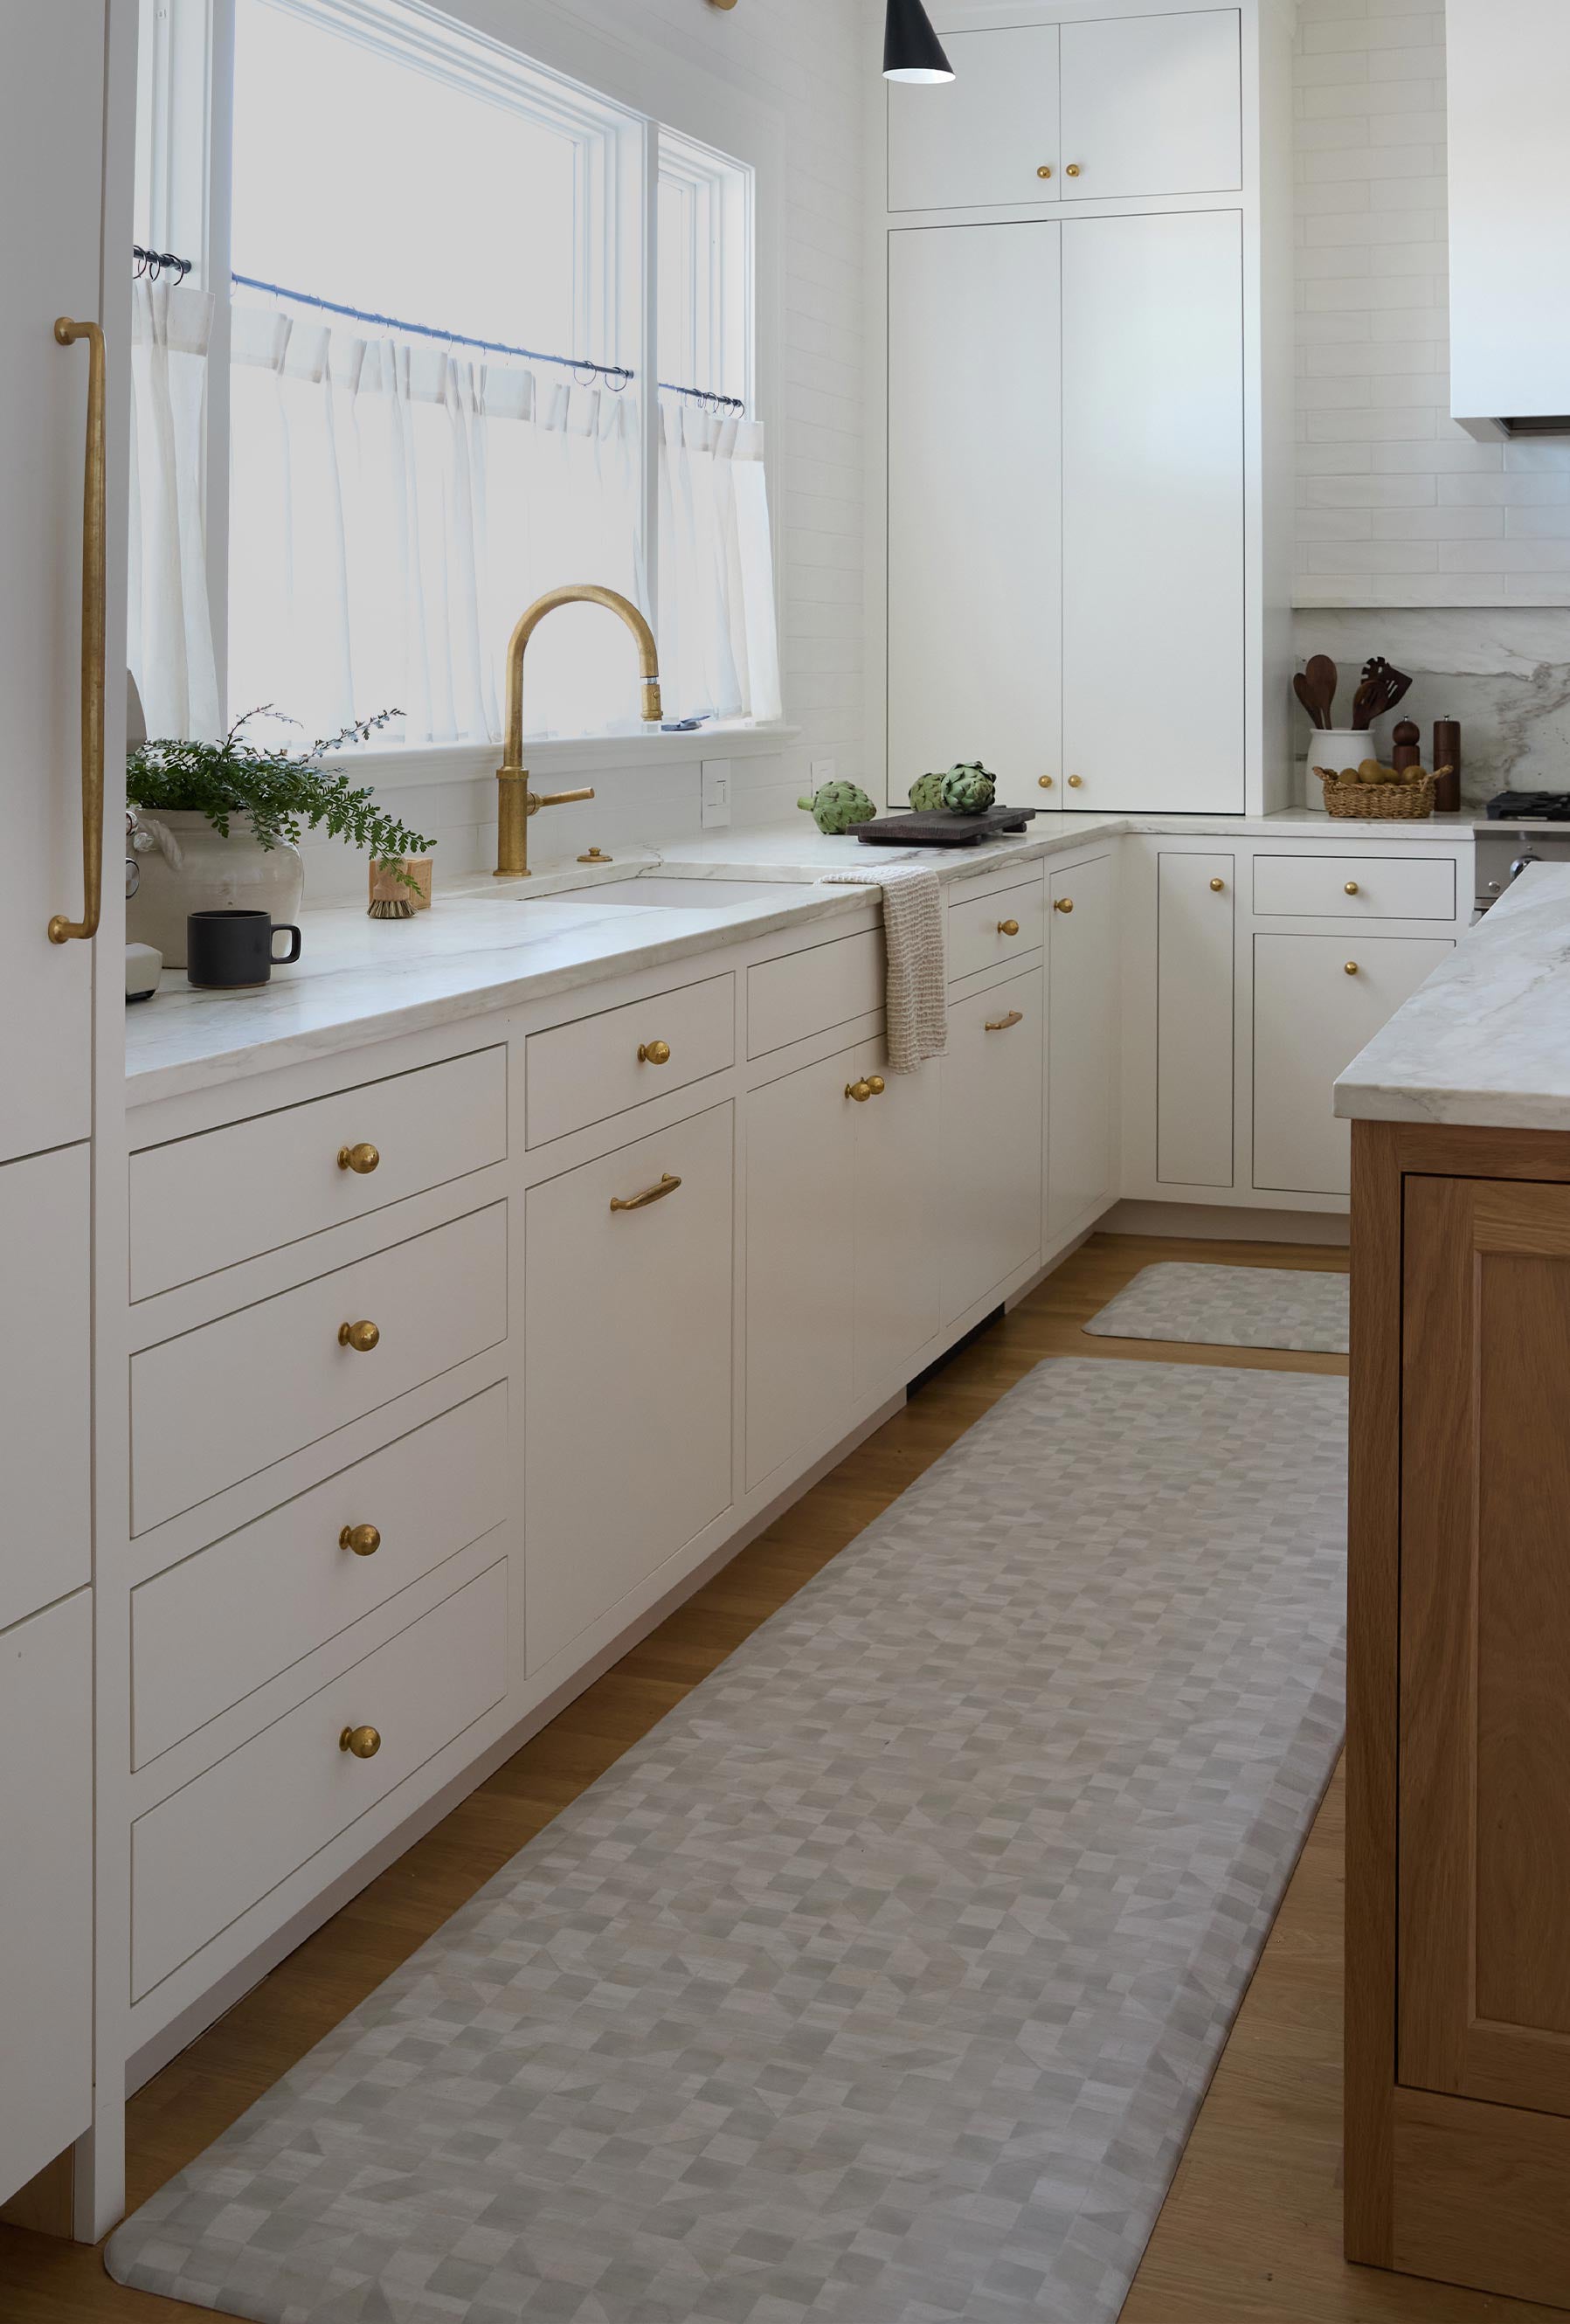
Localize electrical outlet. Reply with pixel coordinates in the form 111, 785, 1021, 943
810, 757, 836, 787
701, 758, 732, 830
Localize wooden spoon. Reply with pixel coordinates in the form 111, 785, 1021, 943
1305, 654, 1339, 728
1294, 672, 1327, 729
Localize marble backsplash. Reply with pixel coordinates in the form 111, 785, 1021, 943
1292, 610, 1570, 806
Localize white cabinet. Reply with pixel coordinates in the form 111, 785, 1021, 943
525, 1104, 733, 1672
0, 1590, 93, 2206
0, 1144, 91, 1635
888, 222, 1062, 800
887, 25, 1059, 212
1061, 210, 1245, 815
1059, 11, 1242, 202
1253, 934, 1453, 1198
1156, 853, 1235, 1190
1046, 857, 1119, 1243
854, 1046, 943, 1396
745, 1054, 856, 1490
943, 967, 1045, 1322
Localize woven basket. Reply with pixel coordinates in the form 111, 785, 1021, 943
1315, 768, 1435, 820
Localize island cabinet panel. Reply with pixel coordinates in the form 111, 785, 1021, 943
1399, 1172, 1570, 2122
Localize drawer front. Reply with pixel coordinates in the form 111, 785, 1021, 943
1252, 854, 1456, 923
947, 876, 1043, 983
131, 1385, 509, 1767
747, 930, 884, 1058
130, 1046, 507, 1301
526, 975, 734, 1149
131, 1560, 507, 2000
942, 965, 1045, 1322
131, 1203, 507, 1534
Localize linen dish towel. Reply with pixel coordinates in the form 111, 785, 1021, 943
822, 862, 947, 1069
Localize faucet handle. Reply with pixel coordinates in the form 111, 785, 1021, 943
529, 785, 597, 813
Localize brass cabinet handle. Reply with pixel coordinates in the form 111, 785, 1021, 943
337, 1143, 380, 1175
1345, 881, 1360, 896
47, 319, 107, 945
1037, 164, 1054, 179
1345, 961, 1359, 977
338, 1319, 381, 1352
1039, 775, 1055, 790
339, 1725, 382, 1759
1067, 774, 1083, 788
846, 1078, 874, 1103
998, 918, 1020, 936
986, 1009, 1025, 1033
638, 1040, 672, 1065
866, 1074, 887, 1096
1210, 878, 1226, 893
1066, 163, 1082, 178
1055, 897, 1075, 914
340, 1524, 382, 1557
610, 1172, 681, 1212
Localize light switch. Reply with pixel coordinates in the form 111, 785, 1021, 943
701, 758, 732, 829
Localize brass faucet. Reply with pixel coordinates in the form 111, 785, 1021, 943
494, 584, 663, 876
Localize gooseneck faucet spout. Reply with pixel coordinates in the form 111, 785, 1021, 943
494, 585, 663, 877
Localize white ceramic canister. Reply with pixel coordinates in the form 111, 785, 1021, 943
126, 811, 305, 968
1309, 729, 1376, 778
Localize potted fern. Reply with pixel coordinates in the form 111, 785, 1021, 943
127, 709, 434, 966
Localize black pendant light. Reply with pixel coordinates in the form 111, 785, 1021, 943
883, 0, 954, 84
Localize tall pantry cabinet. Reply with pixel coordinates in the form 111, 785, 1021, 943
0, 0, 133, 2239
874, 0, 1295, 816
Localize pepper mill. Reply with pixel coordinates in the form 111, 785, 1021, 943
1391, 719, 1421, 774
1432, 717, 1461, 813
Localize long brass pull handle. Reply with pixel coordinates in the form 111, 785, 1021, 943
48, 318, 107, 945
986, 1009, 1025, 1033
610, 1172, 681, 1212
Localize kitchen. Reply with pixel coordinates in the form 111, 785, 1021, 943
4, 2, 1570, 2321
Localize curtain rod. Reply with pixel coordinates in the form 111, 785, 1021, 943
135, 244, 193, 281
231, 272, 747, 412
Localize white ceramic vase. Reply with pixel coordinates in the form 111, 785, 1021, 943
126, 811, 305, 968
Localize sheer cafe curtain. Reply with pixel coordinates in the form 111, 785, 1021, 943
128, 275, 222, 741
225, 304, 782, 745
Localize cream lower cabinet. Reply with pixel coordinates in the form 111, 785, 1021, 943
1253, 933, 1454, 1199
1047, 856, 1119, 1244
746, 1041, 941, 1490
943, 967, 1046, 1323
1155, 852, 1235, 1191
524, 1103, 734, 1674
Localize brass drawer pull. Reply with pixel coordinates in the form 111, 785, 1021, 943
610, 1172, 682, 1212
1345, 961, 1359, 977
998, 917, 1020, 936
1039, 775, 1055, 790
867, 1075, 886, 1096
338, 1319, 381, 1352
986, 1009, 1024, 1033
1037, 164, 1054, 180
337, 1143, 380, 1174
638, 1040, 671, 1065
340, 1524, 381, 1557
339, 1725, 381, 1759
847, 1078, 873, 1103
1345, 881, 1360, 896
1210, 878, 1226, 893
1066, 163, 1082, 178
1067, 775, 1083, 788
1055, 897, 1075, 915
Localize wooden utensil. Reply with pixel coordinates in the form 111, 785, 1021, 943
1352, 657, 1413, 727
1305, 654, 1338, 728
1293, 672, 1326, 728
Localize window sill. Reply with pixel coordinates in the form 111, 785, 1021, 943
324, 722, 800, 792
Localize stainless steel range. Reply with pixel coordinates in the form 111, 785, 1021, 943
1476, 792, 1570, 913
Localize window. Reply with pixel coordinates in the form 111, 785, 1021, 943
131, 0, 780, 749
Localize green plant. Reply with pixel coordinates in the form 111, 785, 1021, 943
128, 708, 434, 892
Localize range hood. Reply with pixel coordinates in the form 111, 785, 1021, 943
1447, 0, 1570, 441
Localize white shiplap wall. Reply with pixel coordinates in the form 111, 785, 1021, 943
1295, 0, 1570, 608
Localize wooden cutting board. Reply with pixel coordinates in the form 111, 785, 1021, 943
854, 805, 1041, 847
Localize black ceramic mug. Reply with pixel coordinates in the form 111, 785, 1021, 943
186, 909, 303, 989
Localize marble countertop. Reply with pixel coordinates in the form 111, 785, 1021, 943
1335, 864, 1570, 1130
126, 806, 1483, 1109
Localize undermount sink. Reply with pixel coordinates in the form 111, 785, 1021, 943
537, 877, 795, 910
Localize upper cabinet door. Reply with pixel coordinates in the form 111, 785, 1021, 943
888, 25, 1060, 211
1059, 10, 1242, 202
0, 6, 108, 1163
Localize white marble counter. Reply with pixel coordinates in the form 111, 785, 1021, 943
1335, 864, 1570, 1131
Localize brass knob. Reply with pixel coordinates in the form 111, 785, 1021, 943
866, 1075, 887, 1096
1037, 164, 1053, 180
1345, 881, 1359, 896
1039, 775, 1055, 790
1345, 961, 1359, 977
998, 918, 1020, 936
340, 1524, 381, 1557
638, 1040, 672, 1065
1067, 774, 1083, 788
1055, 897, 1075, 914
1210, 877, 1226, 893
337, 1143, 380, 1175
338, 1319, 380, 1352
846, 1078, 874, 1103
1066, 163, 1082, 178
339, 1725, 381, 1759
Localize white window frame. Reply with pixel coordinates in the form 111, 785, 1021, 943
137, 0, 789, 763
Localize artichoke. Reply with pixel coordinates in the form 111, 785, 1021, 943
798, 780, 876, 836
908, 771, 948, 813
940, 762, 997, 816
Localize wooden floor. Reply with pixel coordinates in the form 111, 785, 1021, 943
2, 1230, 1560, 2323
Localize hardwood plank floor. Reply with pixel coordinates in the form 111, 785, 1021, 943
0, 1231, 1553, 2322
